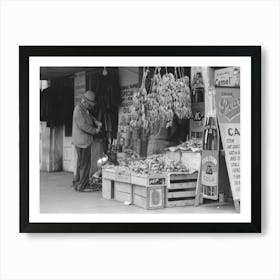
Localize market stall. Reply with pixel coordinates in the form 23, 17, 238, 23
101, 67, 205, 209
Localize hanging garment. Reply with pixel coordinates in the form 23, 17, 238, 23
40, 90, 48, 122
95, 68, 121, 139
40, 82, 74, 128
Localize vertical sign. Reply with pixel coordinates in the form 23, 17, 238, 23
74, 71, 86, 105
215, 86, 240, 204
118, 84, 138, 149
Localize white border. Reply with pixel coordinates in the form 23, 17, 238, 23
30, 56, 251, 223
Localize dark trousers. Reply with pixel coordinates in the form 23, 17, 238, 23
75, 146, 91, 190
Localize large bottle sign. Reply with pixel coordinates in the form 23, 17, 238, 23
215, 87, 240, 202
190, 69, 205, 139
201, 87, 219, 200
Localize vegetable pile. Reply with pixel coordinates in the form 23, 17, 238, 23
166, 139, 203, 152
126, 154, 189, 175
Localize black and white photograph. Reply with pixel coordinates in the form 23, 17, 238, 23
39, 66, 240, 214
19, 46, 260, 233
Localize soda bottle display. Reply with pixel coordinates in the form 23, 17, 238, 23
201, 87, 219, 200
190, 70, 205, 140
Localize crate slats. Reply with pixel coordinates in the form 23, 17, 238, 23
167, 190, 196, 199
115, 181, 131, 193
115, 172, 131, 183
131, 175, 147, 186
115, 191, 132, 203
102, 168, 116, 181
168, 172, 198, 182
167, 199, 195, 207
114, 181, 133, 203
169, 181, 197, 189
133, 185, 147, 197
166, 172, 198, 208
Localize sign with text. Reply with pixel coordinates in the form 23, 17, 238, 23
215, 87, 240, 201
201, 150, 219, 200
190, 102, 205, 136
118, 84, 138, 148
74, 71, 86, 105
215, 67, 240, 88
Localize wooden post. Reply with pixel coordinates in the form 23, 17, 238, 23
194, 160, 202, 206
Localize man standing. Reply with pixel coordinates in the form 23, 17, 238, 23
72, 90, 102, 192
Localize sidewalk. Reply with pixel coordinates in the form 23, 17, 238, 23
40, 171, 236, 214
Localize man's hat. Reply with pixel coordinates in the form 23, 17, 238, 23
83, 90, 96, 103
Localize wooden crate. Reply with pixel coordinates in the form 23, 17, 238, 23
131, 173, 167, 187
102, 178, 114, 200
114, 181, 133, 203
165, 172, 198, 207
133, 185, 165, 209
102, 167, 116, 181
102, 167, 116, 200
115, 170, 131, 184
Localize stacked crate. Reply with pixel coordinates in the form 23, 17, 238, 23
103, 168, 199, 210
131, 173, 167, 210
114, 169, 133, 203
102, 167, 116, 200
165, 172, 198, 207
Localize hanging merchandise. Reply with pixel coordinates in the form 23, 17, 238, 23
40, 80, 74, 128
96, 67, 121, 140
201, 86, 219, 200
130, 67, 192, 131
130, 67, 150, 130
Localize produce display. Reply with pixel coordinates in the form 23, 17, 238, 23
103, 153, 189, 175
166, 139, 203, 152
126, 154, 189, 175
130, 67, 192, 131
117, 149, 141, 167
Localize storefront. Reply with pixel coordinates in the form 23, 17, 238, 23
40, 66, 240, 211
